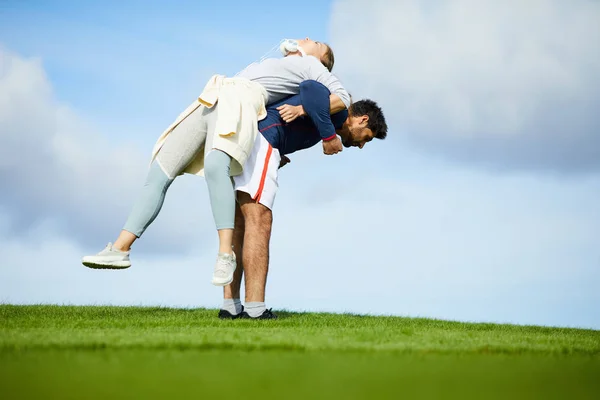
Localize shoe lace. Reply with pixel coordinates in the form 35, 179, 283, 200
263, 308, 274, 317
214, 256, 232, 278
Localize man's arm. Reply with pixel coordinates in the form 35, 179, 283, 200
299, 80, 337, 141
299, 80, 345, 155
275, 80, 346, 155
278, 93, 346, 122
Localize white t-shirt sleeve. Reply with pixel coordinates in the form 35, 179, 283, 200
303, 56, 351, 108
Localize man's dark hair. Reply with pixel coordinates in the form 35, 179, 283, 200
349, 99, 388, 139
322, 43, 335, 72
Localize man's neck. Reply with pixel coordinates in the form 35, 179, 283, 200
337, 119, 352, 141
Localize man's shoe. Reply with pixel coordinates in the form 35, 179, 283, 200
82, 243, 131, 270
218, 306, 244, 320
239, 308, 278, 320
211, 252, 236, 286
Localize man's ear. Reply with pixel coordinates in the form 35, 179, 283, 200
360, 115, 369, 126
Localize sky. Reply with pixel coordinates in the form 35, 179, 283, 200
1, 0, 598, 330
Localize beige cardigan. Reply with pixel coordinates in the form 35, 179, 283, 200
150, 75, 267, 177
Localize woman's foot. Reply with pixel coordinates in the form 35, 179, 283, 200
211, 252, 236, 286
82, 243, 131, 270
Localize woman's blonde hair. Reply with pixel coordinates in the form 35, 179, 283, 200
322, 43, 335, 72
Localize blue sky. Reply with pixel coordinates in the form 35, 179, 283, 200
1, 0, 599, 330
0, 0, 333, 139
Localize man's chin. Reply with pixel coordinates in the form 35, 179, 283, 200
342, 141, 351, 148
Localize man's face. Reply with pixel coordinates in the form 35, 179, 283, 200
339, 115, 374, 149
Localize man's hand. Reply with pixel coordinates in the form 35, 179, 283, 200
279, 155, 291, 169
277, 104, 306, 123
322, 136, 343, 155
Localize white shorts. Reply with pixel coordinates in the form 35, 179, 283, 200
233, 133, 281, 210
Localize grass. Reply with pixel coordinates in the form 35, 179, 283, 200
1, 305, 599, 399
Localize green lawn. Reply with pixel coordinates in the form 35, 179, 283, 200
1, 305, 599, 399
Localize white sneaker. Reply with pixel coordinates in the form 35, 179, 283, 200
82, 243, 131, 270
211, 252, 236, 286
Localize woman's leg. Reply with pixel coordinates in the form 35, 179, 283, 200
115, 160, 174, 251
203, 149, 235, 254
81, 162, 175, 269
82, 106, 208, 269
203, 149, 238, 286
202, 115, 238, 285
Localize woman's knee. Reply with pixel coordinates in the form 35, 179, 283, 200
145, 161, 172, 189
204, 150, 231, 178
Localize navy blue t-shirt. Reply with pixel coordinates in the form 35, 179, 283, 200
259, 80, 348, 156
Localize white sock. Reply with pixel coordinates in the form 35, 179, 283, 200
222, 298, 242, 315
245, 302, 266, 318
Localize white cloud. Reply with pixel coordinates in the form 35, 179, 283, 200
1, 37, 598, 330
0, 47, 214, 253
269, 169, 600, 329
330, 0, 600, 173
2, 168, 598, 329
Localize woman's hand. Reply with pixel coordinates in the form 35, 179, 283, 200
277, 104, 306, 123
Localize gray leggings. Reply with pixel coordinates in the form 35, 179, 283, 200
122, 106, 235, 237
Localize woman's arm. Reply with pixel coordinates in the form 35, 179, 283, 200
305, 57, 351, 109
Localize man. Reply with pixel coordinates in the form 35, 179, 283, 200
81, 38, 349, 283
218, 80, 388, 319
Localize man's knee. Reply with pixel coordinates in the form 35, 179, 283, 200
237, 192, 272, 234
244, 205, 272, 234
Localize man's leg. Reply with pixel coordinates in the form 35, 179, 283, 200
228, 133, 280, 319
219, 202, 245, 318
238, 191, 273, 315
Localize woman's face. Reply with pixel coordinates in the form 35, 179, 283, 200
296, 37, 327, 60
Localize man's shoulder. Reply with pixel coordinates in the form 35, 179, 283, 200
300, 79, 330, 93
331, 110, 348, 129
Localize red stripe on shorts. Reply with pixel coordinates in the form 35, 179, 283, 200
253, 144, 273, 203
